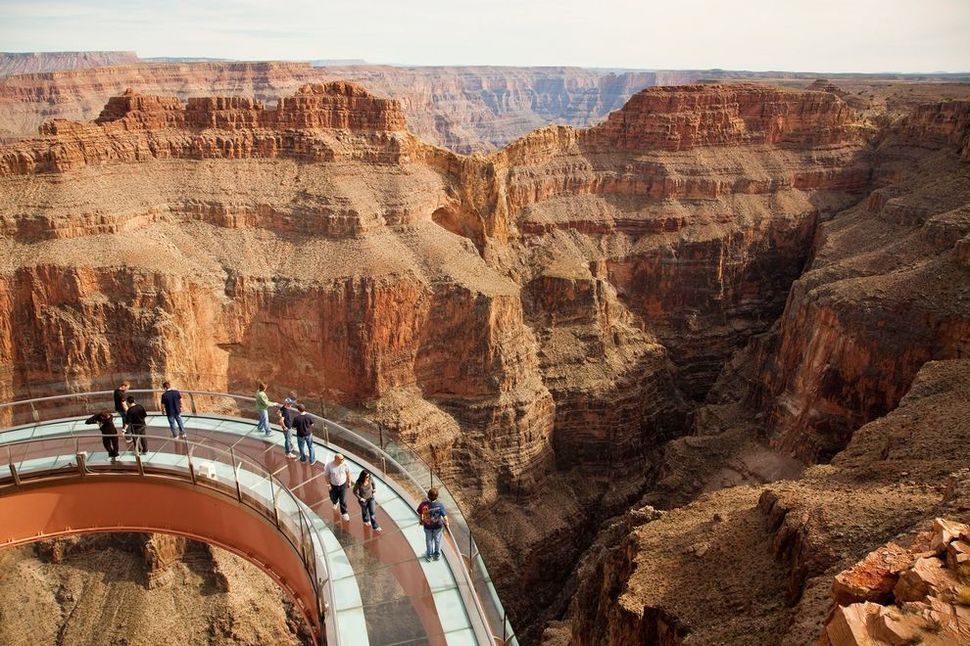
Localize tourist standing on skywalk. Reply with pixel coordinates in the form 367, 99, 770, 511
255, 382, 275, 436
417, 488, 449, 562
353, 470, 383, 533
113, 380, 129, 440
325, 453, 352, 521
125, 395, 148, 454
292, 404, 316, 465
85, 410, 119, 462
278, 396, 299, 459
160, 381, 186, 439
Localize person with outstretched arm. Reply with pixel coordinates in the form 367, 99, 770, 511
85, 410, 120, 462
255, 381, 275, 436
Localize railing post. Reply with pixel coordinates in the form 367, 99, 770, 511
30, 402, 39, 423
135, 451, 144, 476
269, 476, 280, 527
378, 423, 384, 450
76, 451, 87, 476
187, 447, 197, 485
8, 463, 21, 486
189, 392, 197, 414
230, 447, 242, 502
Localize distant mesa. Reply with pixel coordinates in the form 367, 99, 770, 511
81, 82, 407, 133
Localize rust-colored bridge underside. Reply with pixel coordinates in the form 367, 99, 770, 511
0, 476, 320, 639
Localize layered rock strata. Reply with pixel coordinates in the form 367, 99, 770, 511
735, 99, 970, 461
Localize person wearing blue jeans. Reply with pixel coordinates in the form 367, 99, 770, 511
255, 381, 274, 436
277, 399, 298, 459
160, 381, 186, 439
292, 404, 316, 464
417, 488, 448, 562
353, 470, 382, 533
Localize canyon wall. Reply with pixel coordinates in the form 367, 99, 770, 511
0, 62, 662, 151
736, 99, 970, 462
0, 51, 140, 77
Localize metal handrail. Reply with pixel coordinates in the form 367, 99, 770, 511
0, 431, 334, 646
0, 386, 516, 644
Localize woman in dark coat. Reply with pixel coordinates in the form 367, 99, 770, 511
85, 410, 119, 461
352, 470, 382, 533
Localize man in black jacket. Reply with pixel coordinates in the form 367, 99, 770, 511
113, 380, 130, 441
160, 381, 186, 439
125, 395, 148, 454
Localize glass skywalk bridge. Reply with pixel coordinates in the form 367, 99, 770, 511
0, 389, 517, 646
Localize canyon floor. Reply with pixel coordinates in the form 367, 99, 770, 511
0, 62, 967, 645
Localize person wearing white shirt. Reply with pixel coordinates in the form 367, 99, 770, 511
325, 453, 352, 521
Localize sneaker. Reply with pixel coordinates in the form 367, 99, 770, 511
375, 527, 383, 534
362, 518, 370, 525
310, 458, 317, 465
178, 434, 187, 440
300, 457, 307, 463
286, 452, 297, 460
433, 554, 440, 561
332, 503, 340, 511
425, 555, 433, 563
341, 513, 350, 521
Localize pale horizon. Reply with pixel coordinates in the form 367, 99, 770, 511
1, 0, 969, 74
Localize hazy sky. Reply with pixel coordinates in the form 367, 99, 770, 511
1, 0, 968, 72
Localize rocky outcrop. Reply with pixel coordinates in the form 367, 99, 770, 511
821, 518, 970, 646
591, 84, 859, 151
0, 63, 661, 151
0, 84, 418, 176
487, 84, 870, 398
0, 533, 302, 645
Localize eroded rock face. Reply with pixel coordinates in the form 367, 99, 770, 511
737, 100, 970, 462
821, 518, 970, 646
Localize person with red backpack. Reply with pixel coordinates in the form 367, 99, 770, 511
416, 487, 448, 562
